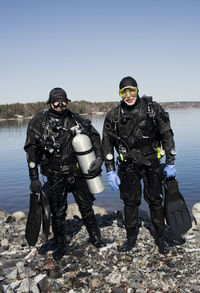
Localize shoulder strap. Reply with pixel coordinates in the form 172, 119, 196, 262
142, 95, 156, 123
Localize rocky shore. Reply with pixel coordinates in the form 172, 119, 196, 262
0, 205, 200, 293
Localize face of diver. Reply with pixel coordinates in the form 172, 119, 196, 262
119, 86, 138, 106
51, 98, 67, 112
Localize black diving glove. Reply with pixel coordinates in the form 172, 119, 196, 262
88, 158, 103, 176
30, 180, 42, 193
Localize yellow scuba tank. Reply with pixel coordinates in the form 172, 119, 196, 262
72, 129, 105, 194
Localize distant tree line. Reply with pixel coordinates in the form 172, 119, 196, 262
161, 101, 200, 110
0, 100, 119, 119
0, 100, 200, 119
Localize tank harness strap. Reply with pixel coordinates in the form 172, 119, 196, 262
74, 147, 94, 156
83, 169, 102, 180
144, 96, 156, 124
73, 145, 100, 179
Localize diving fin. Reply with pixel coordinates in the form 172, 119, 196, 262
155, 163, 165, 181
25, 193, 42, 246
40, 189, 51, 240
164, 177, 192, 236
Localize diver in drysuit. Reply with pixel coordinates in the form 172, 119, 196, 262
102, 76, 176, 254
24, 87, 105, 260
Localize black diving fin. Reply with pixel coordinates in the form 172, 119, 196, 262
156, 164, 192, 236
163, 177, 192, 236
25, 192, 42, 246
40, 189, 51, 240
25, 188, 51, 246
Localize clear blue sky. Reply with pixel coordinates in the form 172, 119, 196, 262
0, 0, 200, 104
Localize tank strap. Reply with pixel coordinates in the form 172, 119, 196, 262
83, 169, 102, 179
143, 95, 156, 123
74, 147, 94, 156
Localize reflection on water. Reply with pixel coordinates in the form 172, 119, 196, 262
0, 118, 30, 128
0, 109, 200, 214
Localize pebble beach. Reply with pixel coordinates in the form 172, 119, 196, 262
0, 205, 200, 293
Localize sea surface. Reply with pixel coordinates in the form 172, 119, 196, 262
0, 109, 199, 214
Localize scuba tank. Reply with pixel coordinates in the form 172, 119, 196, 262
72, 127, 105, 194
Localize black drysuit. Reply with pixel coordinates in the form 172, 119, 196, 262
24, 108, 103, 247
102, 96, 176, 237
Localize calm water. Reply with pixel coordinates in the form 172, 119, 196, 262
0, 109, 200, 214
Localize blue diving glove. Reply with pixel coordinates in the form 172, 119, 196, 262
107, 171, 121, 191
163, 164, 176, 178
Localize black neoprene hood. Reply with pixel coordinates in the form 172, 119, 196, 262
48, 87, 69, 104
119, 76, 138, 89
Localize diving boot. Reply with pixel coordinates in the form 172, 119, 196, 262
117, 237, 136, 252
88, 234, 106, 248
155, 237, 170, 255
83, 216, 106, 248
52, 244, 68, 261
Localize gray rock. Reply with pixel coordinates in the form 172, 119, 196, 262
12, 212, 26, 222
1, 238, 9, 248
17, 278, 39, 293
192, 203, 200, 225
90, 277, 102, 289
16, 263, 36, 279
111, 287, 126, 293
105, 272, 122, 285
35, 274, 50, 292
162, 284, 170, 292
16, 262, 25, 275
49, 279, 63, 292
4, 286, 14, 293
66, 203, 107, 219
4, 268, 18, 280
135, 289, 146, 293
3, 281, 21, 292
0, 211, 9, 222
5, 216, 14, 224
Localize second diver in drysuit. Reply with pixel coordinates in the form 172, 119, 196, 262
102, 76, 176, 254
24, 87, 106, 260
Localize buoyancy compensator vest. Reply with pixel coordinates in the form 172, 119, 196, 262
110, 96, 165, 164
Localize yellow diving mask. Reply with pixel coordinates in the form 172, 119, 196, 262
119, 86, 138, 99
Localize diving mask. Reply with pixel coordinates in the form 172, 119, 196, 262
119, 86, 138, 99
